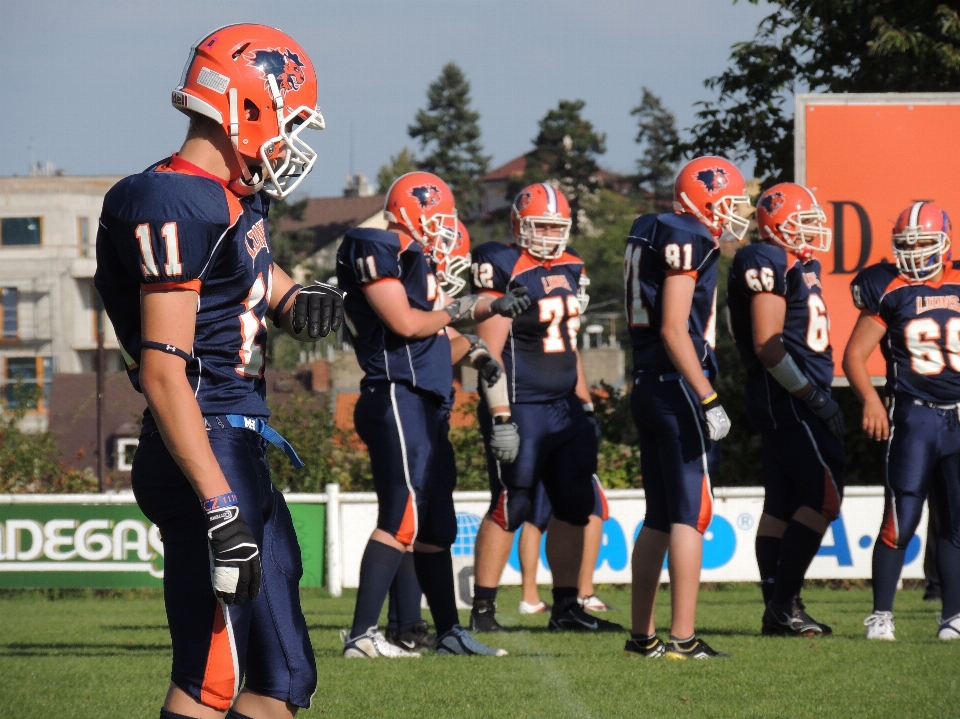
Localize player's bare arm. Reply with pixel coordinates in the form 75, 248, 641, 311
751, 292, 812, 396
139, 289, 231, 500
363, 278, 458, 338
842, 310, 889, 441
660, 273, 715, 399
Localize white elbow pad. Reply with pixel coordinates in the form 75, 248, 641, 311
480, 371, 511, 416
767, 353, 810, 394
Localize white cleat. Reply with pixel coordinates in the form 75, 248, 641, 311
436, 625, 508, 656
518, 600, 550, 614
341, 626, 421, 658
937, 613, 960, 640
864, 611, 896, 640
578, 594, 612, 612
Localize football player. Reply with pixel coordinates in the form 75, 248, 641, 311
94, 24, 341, 719
467, 183, 622, 633
336, 172, 526, 657
727, 183, 844, 636
844, 201, 960, 641
517, 477, 613, 614
624, 156, 751, 659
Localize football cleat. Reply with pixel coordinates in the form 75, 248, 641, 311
579, 594, 612, 612
548, 598, 624, 632
762, 599, 831, 637
937, 613, 960, 640
470, 597, 504, 632
385, 620, 436, 653
624, 636, 666, 658
340, 626, 421, 658
518, 600, 551, 614
664, 637, 729, 660
436, 625, 508, 656
864, 611, 896, 641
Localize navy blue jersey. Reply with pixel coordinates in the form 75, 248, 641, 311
727, 242, 834, 429
851, 262, 960, 404
624, 213, 719, 376
95, 155, 274, 426
470, 242, 584, 403
336, 228, 452, 402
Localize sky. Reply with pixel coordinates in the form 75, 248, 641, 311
0, 0, 771, 199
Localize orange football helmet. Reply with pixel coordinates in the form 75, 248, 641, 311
892, 201, 952, 282
673, 156, 751, 241
437, 219, 471, 297
756, 183, 832, 260
172, 24, 325, 198
384, 172, 459, 266
511, 183, 572, 260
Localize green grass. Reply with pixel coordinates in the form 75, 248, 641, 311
0, 585, 953, 718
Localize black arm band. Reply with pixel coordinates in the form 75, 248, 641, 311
272, 284, 303, 328
141, 340, 193, 364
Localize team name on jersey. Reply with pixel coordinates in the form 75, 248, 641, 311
540, 274, 573, 294
245, 219, 268, 260
802, 272, 822, 290
916, 295, 960, 314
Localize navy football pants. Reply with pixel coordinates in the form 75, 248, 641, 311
479, 395, 596, 532
761, 404, 844, 523
631, 372, 719, 534
527, 475, 610, 532
880, 394, 960, 550
354, 382, 457, 548
132, 428, 316, 711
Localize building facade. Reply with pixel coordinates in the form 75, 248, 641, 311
0, 176, 123, 430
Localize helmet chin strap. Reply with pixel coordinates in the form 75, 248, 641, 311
227, 87, 265, 196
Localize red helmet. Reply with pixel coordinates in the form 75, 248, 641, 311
384, 172, 458, 265
511, 183, 572, 260
756, 183, 832, 260
437, 220, 472, 297
172, 24, 325, 198
673, 156, 751, 241
892, 201, 952, 282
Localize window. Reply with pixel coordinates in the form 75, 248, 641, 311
3, 356, 54, 411
1, 288, 16, 340
0, 217, 42, 246
78, 217, 92, 258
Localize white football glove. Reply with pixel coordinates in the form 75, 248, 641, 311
490, 418, 521, 464
701, 395, 731, 442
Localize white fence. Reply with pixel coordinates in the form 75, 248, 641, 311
324, 486, 927, 597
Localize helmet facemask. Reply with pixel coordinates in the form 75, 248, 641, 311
515, 214, 572, 260
766, 206, 832, 261
437, 254, 471, 297
677, 192, 751, 242
894, 226, 951, 282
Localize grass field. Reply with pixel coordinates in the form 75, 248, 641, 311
0, 584, 954, 719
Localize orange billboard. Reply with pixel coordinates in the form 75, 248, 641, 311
796, 93, 960, 379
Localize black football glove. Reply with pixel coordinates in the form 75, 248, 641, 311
204, 503, 262, 605
584, 409, 603, 443
801, 385, 845, 439
489, 287, 531, 318
292, 281, 345, 339
463, 334, 503, 387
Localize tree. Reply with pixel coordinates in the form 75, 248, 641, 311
376, 147, 418, 194
631, 87, 679, 199
681, 2, 960, 186
408, 63, 491, 214
511, 99, 606, 234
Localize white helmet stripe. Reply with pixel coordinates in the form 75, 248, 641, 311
542, 183, 557, 214
910, 201, 925, 227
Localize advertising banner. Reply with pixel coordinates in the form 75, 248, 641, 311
0, 495, 325, 589
335, 488, 925, 589
795, 92, 960, 379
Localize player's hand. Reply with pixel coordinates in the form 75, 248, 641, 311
584, 408, 602, 443
701, 395, 731, 441
463, 334, 502, 387
488, 287, 531, 318
802, 386, 845, 439
444, 294, 480, 324
203, 498, 262, 605
490, 418, 521, 464
861, 397, 889, 442
292, 281, 345, 339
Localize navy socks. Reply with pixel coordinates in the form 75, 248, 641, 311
937, 537, 960, 618
872, 540, 906, 613
771, 522, 824, 605
755, 534, 781, 605
387, 550, 423, 633
351, 540, 404, 637
414, 549, 460, 636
